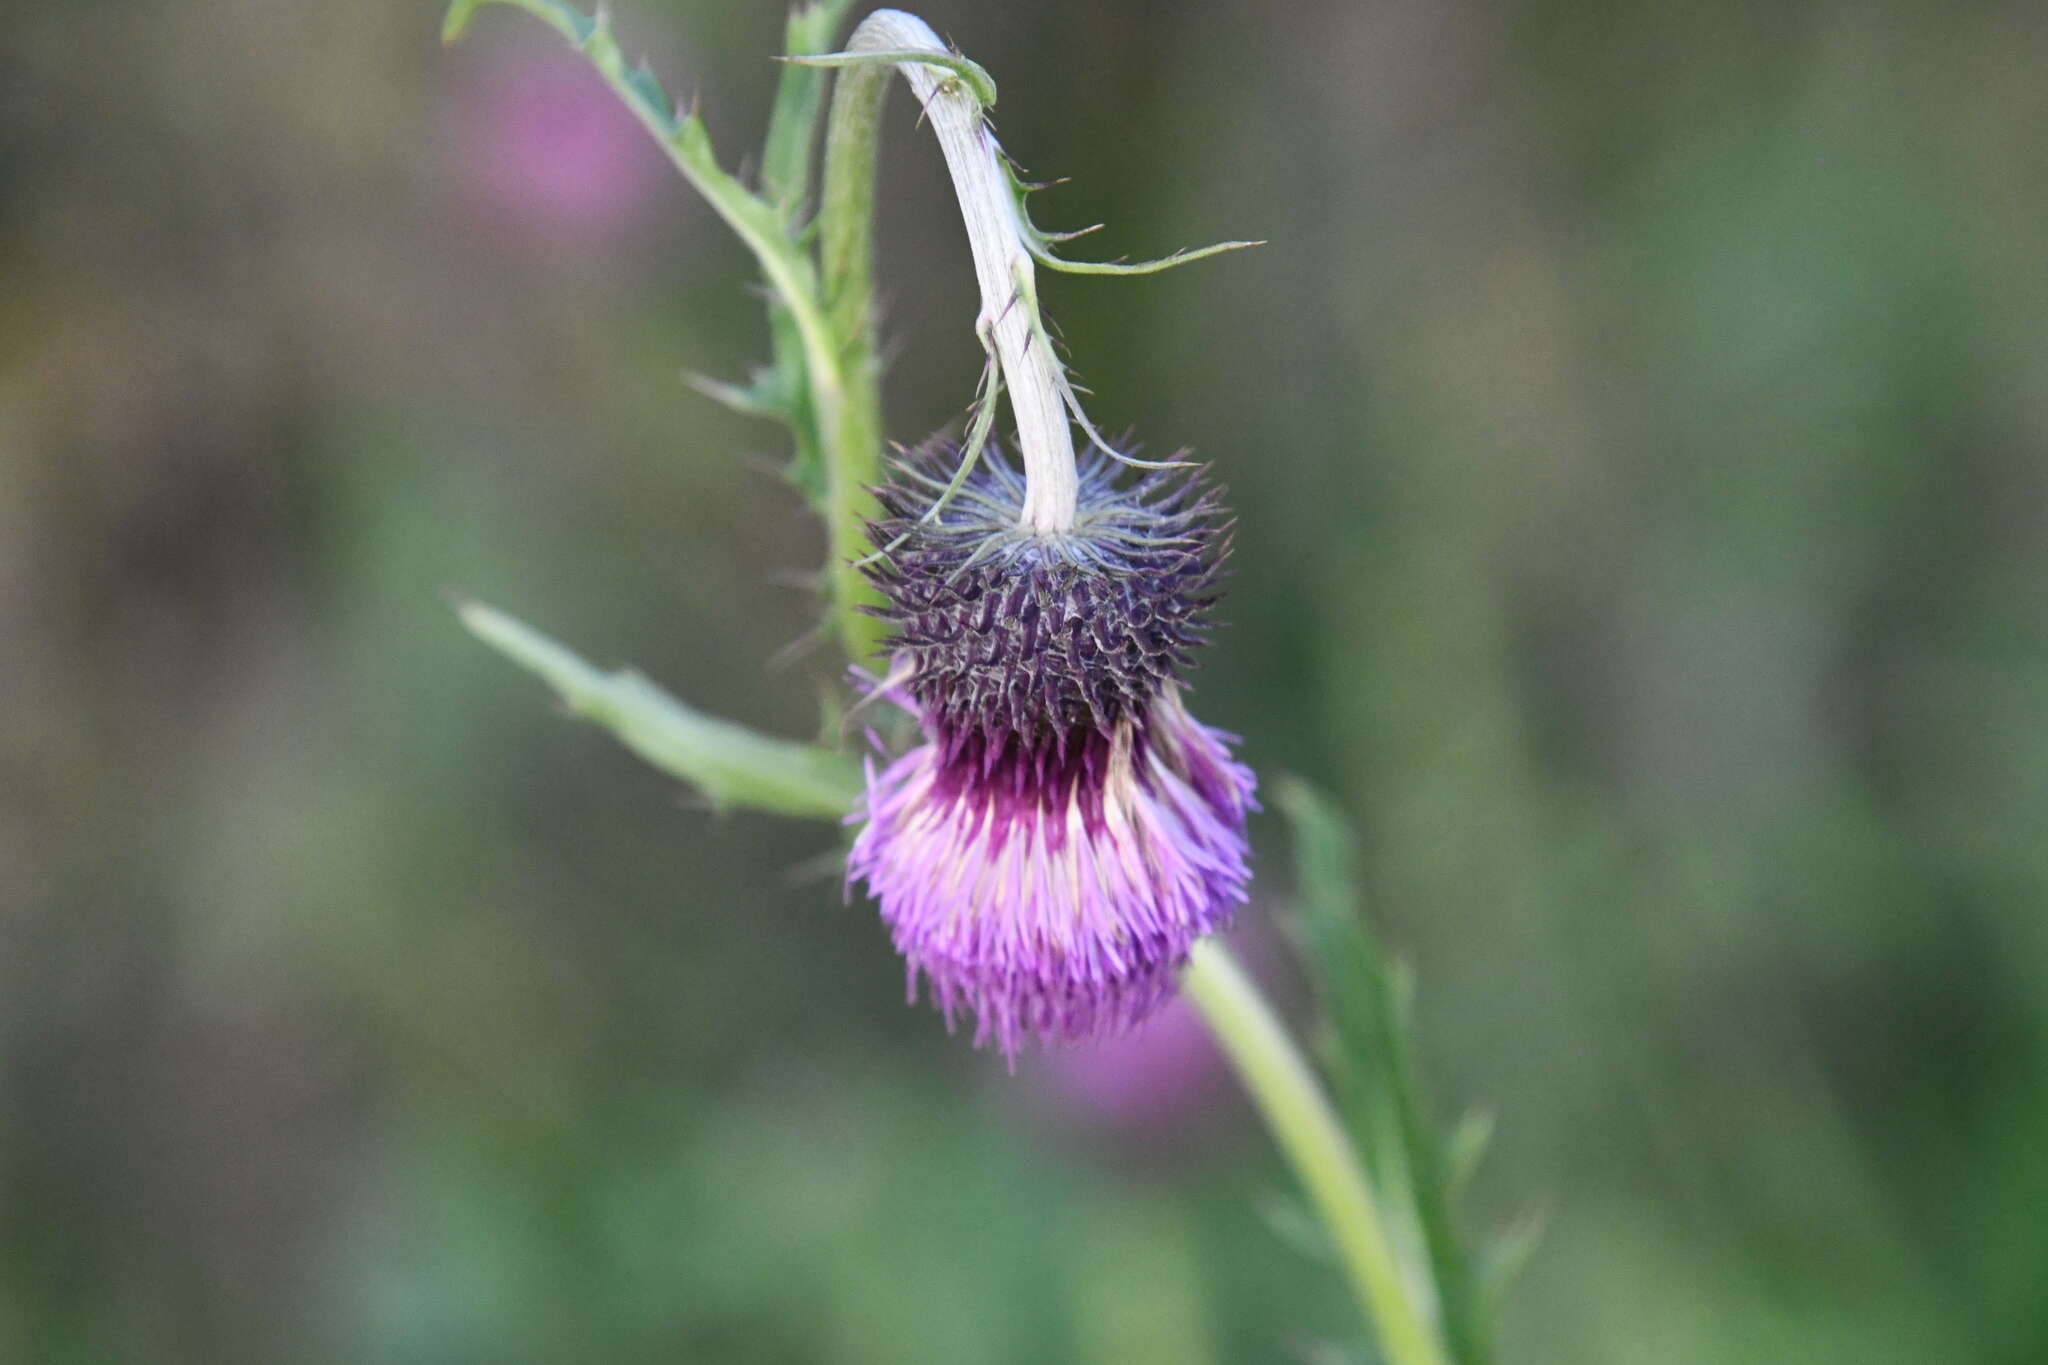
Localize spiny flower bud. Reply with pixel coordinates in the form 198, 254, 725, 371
848, 441, 1256, 1059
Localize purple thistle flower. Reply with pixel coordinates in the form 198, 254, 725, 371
848, 442, 1256, 1059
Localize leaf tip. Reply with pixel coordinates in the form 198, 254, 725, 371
452, 596, 514, 649
441, 0, 486, 44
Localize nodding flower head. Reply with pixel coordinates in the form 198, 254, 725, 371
847, 440, 1256, 1060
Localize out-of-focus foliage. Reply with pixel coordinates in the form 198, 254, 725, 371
2, 1, 2043, 1362
1278, 779, 1498, 1363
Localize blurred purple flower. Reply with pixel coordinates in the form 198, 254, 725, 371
1043, 993, 1227, 1133
447, 42, 665, 242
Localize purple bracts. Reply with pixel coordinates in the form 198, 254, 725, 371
847, 443, 1256, 1058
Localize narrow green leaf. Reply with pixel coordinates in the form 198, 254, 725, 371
1257, 1192, 1339, 1266
1279, 778, 1494, 1365
762, 0, 856, 212
1446, 1109, 1496, 1203
1002, 159, 1262, 275
1025, 234, 1268, 276
458, 600, 861, 820
1282, 779, 1412, 1187
1479, 1209, 1547, 1307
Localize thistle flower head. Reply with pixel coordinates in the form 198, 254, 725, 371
848, 441, 1256, 1059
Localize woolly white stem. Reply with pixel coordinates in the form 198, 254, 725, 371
845, 10, 1078, 535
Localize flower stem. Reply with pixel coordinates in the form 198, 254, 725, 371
812, 33, 888, 664
1180, 940, 1449, 1365
818, 9, 1080, 537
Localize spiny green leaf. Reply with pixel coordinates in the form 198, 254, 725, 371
623, 59, 674, 130
458, 600, 861, 820
1002, 158, 1262, 275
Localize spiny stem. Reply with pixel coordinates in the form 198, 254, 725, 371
443, 0, 885, 664
1181, 941, 1450, 1365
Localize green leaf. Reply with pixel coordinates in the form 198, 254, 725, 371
1282, 780, 1411, 1185
763, 2, 873, 212
684, 367, 793, 422
1279, 778, 1494, 1365
1479, 1208, 1547, 1308
1446, 1108, 1496, 1203
457, 600, 861, 820
1003, 159, 1263, 275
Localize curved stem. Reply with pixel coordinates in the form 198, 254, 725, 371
818, 9, 1079, 536
1181, 940, 1449, 1365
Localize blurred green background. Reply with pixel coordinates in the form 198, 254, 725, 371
5, 1, 2046, 1361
